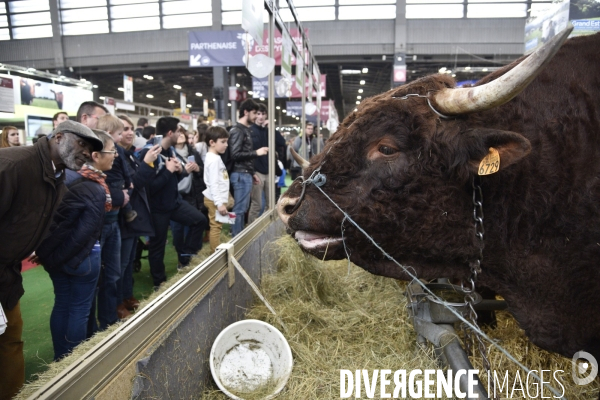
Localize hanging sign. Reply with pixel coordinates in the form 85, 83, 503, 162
123, 75, 133, 102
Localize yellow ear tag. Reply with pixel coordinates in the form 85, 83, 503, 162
478, 147, 500, 175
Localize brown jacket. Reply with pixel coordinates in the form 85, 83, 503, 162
0, 136, 66, 310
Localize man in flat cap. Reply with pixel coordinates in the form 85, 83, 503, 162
0, 120, 103, 399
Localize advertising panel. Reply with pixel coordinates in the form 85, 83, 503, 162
525, 0, 570, 53
189, 29, 307, 68
252, 74, 326, 99
285, 100, 334, 124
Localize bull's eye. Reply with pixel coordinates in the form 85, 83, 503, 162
378, 145, 398, 156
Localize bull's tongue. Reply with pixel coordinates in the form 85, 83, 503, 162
295, 230, 343, 249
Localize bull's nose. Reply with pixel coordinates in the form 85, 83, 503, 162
276, 196, 299, 225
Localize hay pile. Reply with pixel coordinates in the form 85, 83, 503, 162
203, 236, 599, 399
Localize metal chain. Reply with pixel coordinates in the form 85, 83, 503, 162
462, 177, 497, 400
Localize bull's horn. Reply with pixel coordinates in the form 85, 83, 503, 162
432, 23, 574, 115
290, 146, 309, 169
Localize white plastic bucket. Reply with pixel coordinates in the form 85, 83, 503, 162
210, 319, 293, 399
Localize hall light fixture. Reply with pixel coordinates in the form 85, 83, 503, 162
362, 68, 368, 73
146, 94, 154, 98
341, 69, 361, 75
93, 84, 98, 88
358, 89, 363, 93
482, 68, 488, 72
227, 103, 231, 106
186, 104, 192, 108
146, 76, 153, 80
357, 95, 362, 99
195, 92, 202, 97
236, 83, 240, 87
212, 98, 216, 101
118, 87, 124, 91
439, 67, 447, 73
260, 97, 265, 101
248, 91, 253, 95
354, 108, 358, 111
282, 110, 287, 113
452, 74, 456, 77
168, 100, 175, 103
99, 96, 105, 100
359, 80, 365, 85
464, 66, 471, 71
356, 101, 360, 104
276, 106, 280, 110
149, 112, 155, 116
173, 84, 182, 89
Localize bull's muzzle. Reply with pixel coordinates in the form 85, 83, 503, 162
276, 195, 299, 226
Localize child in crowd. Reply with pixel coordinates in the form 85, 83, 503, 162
97, 114, 137, 224
203, 126, 230, 253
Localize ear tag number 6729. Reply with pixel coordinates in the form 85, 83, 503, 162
478, 147, 500, 176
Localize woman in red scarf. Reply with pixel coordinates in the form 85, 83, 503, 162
36, 131, 117, 360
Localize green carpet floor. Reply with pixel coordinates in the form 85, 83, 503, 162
21, 175, 292, 384
21, 233, 180, 383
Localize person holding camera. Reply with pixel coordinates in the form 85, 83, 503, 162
137, 117, 207, 290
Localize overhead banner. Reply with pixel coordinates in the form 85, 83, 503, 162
569, 0, 600, 36
189, 29, 307, 68
281, 30, 293, 80
9, 75, 93, 113
242, 0, 264, 44
252, 74, 326, 99
0, 77, 15, 113
123, 75, 133, 102
285, 100, 336, 124
525, 0, 570, 53
180, 92, 187, 113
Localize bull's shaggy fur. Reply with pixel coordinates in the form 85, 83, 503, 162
281, 33, 600, 360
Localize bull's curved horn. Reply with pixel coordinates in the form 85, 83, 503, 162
432, 23, 573, 115
290, 146, 309, 169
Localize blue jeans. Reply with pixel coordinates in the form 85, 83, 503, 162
47, 251, 101, 361
118, 236, 136, 305
98, 221, 121, 330
231, 172, 253, 237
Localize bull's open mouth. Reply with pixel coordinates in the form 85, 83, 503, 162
295, 230, 344, 250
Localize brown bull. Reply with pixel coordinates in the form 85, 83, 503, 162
277, 28, 600, 361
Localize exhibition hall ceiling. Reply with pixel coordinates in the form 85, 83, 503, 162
83, 57, 499, 123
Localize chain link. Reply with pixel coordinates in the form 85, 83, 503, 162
462, 177, 496, 400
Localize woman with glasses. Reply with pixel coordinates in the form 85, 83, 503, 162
35, 131, 117, 361
115, 114, 160, 317
92, 115, 135, 327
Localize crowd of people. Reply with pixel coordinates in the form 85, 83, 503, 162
0, 98, 323, 399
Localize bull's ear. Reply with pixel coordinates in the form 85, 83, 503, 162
462, 128, 531, 172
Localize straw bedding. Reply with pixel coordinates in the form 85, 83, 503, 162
203, 236, 599, 399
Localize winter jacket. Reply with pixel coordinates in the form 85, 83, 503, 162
137, 145, 185, 214
290, 135, 325, 169
229, 122, 258, 174
250, 124, 287, 175
119, 145, 156, 238
104, 145, 131, 208
36, 170, 106, 271
0, 136, 66, 310
174, 144, 207, 211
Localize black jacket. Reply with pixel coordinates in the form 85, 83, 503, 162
0, 136, 66, 310
36, 170, 106, 271
138, 145, 185, 214
250, 124, 287, 175
119, 146, 156, 238
104, 145, 130, 208
174, 144, 207, 211
229, 122, 257, 174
